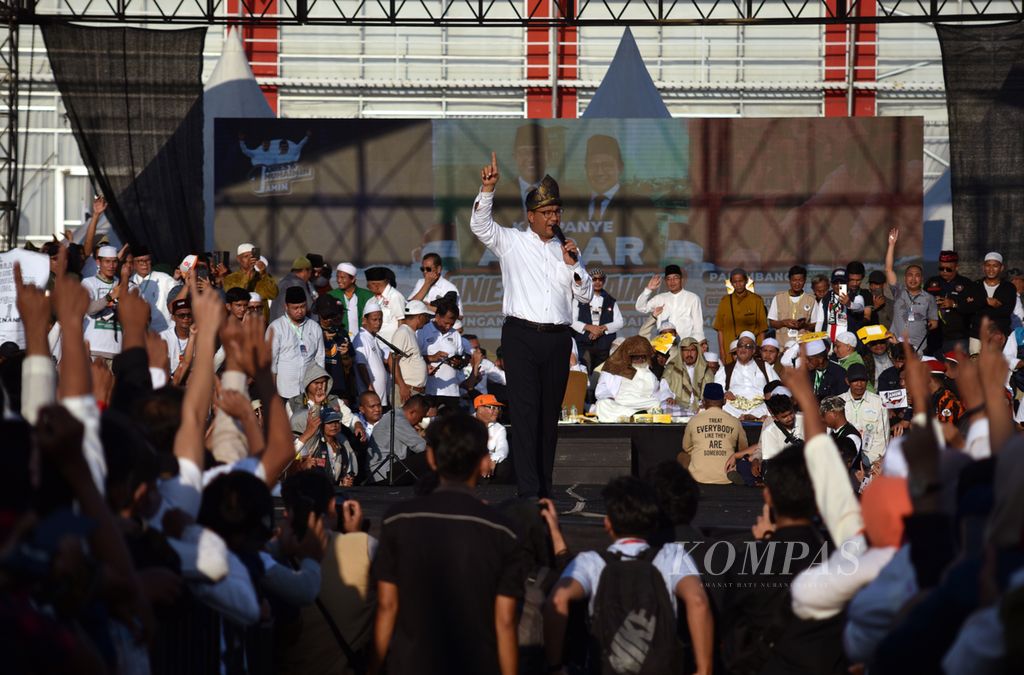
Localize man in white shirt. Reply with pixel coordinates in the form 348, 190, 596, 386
160, 298, 194, 379
391, 300, 431, 405
714, 330, 778, 419
474, 394, 510, 481
364, 266, 405, 342
759, 392, 804, 461
129, 245, 175, 333
544, 476, 712, 675
839, 363, 889, 467
352, 300, 389, 406
767, 265, 821, 348
408, 253, 462, 315
416, 296, 465, 409
465, 335, 507, 396
268, 285, 325, 400
635, 264, 706, 346
471, 154, 592, 498
571, 267, 624, 370
82, 245, 129, 359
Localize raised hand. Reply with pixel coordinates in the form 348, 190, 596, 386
652, 305, 665, 318
339, 499, 364, 534
480, 151, 500, 192
92, 195, 107, 217
14, 262, 51, 351
888, 227, 899, 245
646, 274, 662, 291
229, 313, 272, 378
52, 264, 90, 325
35, 404, 87, 470
146, 331, 170, 372
216, 388, 255, 421
117, 288, 151, 340
190, 274, 225, 336
901, 337, 930, 418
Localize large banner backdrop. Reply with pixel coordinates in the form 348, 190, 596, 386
215, 117, 922, 345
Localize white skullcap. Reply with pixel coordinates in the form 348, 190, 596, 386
836, 331, 858, 347
738, 330, 757, 342
249, 292, 262, 303
705, 352, 720, 363
97, 245, 118, 259
658, 321, 676, 332
762, 338, 780, 349
336, 262, 357, 276
772, 386, 793, 397
364, 299, 382, 314
806, 339, 827, 356
729, 339, 738, 353
236, 243, 255, 256
985, 251, 1004, 264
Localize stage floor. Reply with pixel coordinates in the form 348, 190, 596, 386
341, 482, 765, 553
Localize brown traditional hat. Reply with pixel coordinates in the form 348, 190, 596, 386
525, 174, 562, 211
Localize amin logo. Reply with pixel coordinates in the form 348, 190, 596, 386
238, 132, 315, 196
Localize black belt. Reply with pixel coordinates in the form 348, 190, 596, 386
505, 316, 570, 333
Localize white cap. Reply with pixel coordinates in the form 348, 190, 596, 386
364, 299, 382, 314
836, 331, 858, 347
762, 338, 780, 349
985, 251, 1004, 264
336, 262, 357, 276
658, 321, 676, 332
806, 339, 827, 356
249, 292, 262, 304
738, 330, 757, 342
772, 386, 793, 397
237, 243, 255, 256
97, 245, 118, 259
705, 352, 720, 364
405, 300, 432, 316
728, 339, 738, 353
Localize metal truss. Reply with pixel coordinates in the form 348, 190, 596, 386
0, 7, 16, 248
9, 0, 1024, 27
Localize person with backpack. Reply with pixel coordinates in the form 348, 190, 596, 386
542, 476, 713, 675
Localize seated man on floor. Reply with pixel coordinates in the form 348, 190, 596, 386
474, 394, 512, 482
680, 383, 749, 485
594, 336, 676, 422
366, 394, 430, 484
663, 336, 714, 414
715, 331, 779, 420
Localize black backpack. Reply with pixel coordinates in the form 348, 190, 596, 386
587, 547, 685, 675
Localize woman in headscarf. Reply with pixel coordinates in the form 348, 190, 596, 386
594, 336, 675, 422
662, 336, 713, 414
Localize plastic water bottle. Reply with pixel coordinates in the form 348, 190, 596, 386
569, 405, 578, 420
560, 407, 568, 422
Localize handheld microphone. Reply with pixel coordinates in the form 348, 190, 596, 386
550, 224, 578, 262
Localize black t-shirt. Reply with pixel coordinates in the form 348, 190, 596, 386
373, 484, 527, 675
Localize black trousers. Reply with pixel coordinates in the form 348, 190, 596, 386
502, 319, 572, 498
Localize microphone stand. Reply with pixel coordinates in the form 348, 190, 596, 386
373, 332, 416, 486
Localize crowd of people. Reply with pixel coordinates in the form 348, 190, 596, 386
1, 192, 1023, 674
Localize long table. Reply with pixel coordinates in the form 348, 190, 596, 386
551, 422, 763, 482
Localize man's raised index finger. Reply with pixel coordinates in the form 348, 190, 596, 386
490, 151, 497, 171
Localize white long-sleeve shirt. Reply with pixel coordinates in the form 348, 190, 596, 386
267, 316, 325, 399
131, 270, 176, 333
470, 190, 592, 324
408, 276, 463, 315
353, 328, 389, 406
376, 284, 407, 342
486, 420, 509, 463
417, 320, 465, 397
572, 293, 625, 336
595, 370, 674, 404
635, 287, 705, 342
